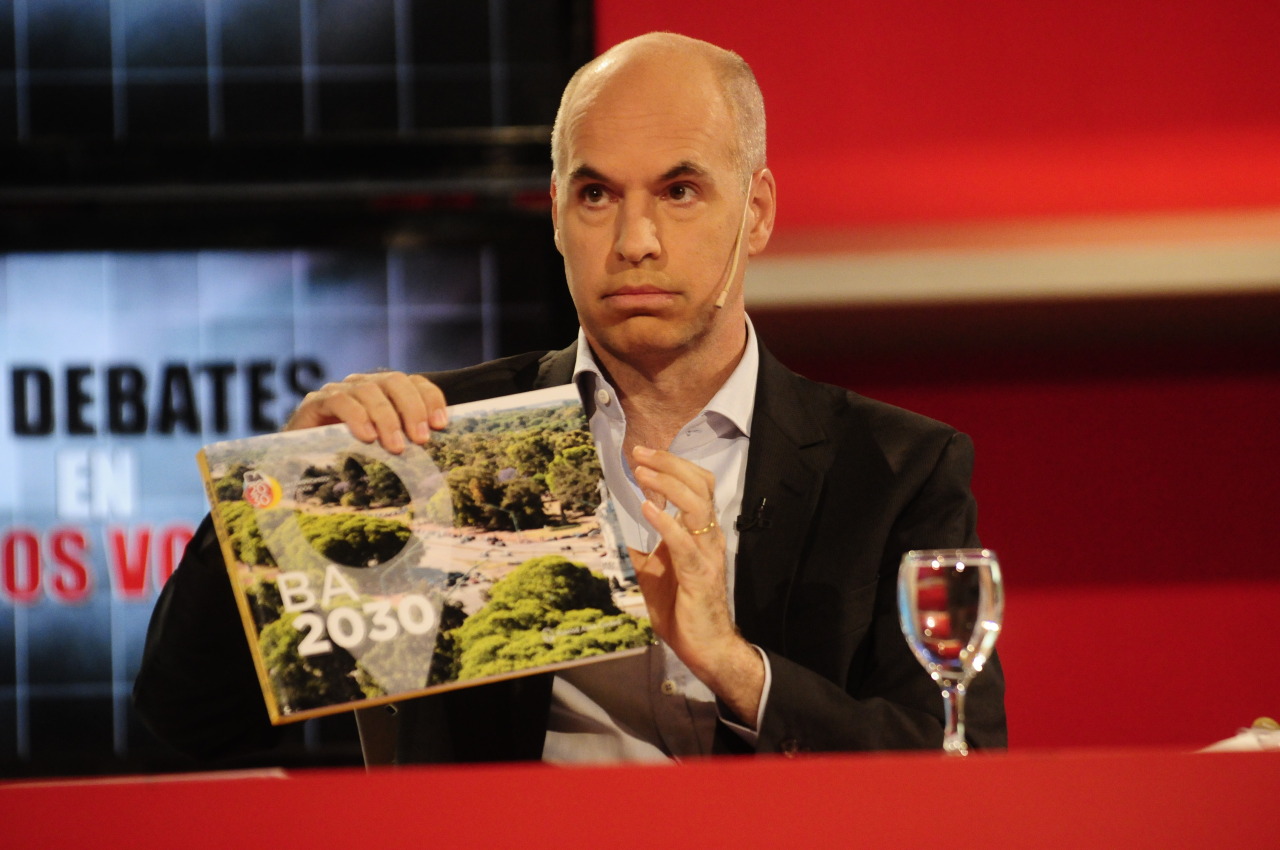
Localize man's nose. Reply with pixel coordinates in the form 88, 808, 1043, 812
614, 200, 661, 264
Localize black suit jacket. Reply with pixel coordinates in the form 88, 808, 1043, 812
134, 340, 1006, 763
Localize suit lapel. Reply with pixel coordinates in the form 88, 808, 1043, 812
733, 345, 834, 653
534, 342, 578, 388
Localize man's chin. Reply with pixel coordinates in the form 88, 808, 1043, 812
591, 318, 695, 361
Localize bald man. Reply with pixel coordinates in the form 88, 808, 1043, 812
135, 33, 1006, 764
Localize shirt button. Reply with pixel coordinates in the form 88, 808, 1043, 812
595, 388, 611, 407
660, 679, 679, 696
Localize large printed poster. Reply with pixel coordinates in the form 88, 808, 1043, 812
0, 247, 497, 774
200, 387, 651, 724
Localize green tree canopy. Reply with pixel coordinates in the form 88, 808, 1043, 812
499, 476, 548, 530
546, 445, 602, 514
504, 432, 557, 477
485, 555, 615, 612
259, 612, 365, 712
219, 501, 275, 566
445, 556, 652, 682
295, 513, 411, 568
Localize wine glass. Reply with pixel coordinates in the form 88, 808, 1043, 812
898, 548, 1003, 756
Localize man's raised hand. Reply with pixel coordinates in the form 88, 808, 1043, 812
284, 371, 448, 453
628, 445, 765, 727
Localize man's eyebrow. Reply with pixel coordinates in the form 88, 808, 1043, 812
566, 161, 710, 184
567, 165, 609, 184
659, 161, 709, 182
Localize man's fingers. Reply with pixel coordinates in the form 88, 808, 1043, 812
349, 379, 410, 452
410, 374, 449, 432
641, 498, 721, 564
632, 444, 715, 489
287, 380, 378, 440
632, 447, 717, 530
285, 371, 448, 453
319, 388, 380, 442
635, 467, 708, 528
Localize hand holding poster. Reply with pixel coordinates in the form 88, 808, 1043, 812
198, 385, 653, 723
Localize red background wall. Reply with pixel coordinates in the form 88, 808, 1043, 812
597, 0, 1280, 226
787, 331, 1280, 749
596, 2, 1280, 749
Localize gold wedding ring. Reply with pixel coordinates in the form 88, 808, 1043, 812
688, 518, 718, 536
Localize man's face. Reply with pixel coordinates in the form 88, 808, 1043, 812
551, 57, 763, 370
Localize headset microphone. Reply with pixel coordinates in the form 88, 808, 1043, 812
714, 182, 755, 309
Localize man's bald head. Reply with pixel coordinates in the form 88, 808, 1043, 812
550, 32, 766, 184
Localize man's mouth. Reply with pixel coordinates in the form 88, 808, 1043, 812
608, 283, 672, 297
603, 286, 679, 314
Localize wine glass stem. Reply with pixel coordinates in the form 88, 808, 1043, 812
941, 684, 969, 756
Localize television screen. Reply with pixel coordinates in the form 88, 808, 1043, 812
0, 0, 591, 777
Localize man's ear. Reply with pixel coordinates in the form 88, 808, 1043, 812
550, 175, 564, 254
746, 167, 777, 256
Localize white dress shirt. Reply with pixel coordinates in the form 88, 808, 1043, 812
541, 318, 771, 763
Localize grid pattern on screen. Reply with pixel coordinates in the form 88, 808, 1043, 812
0, 0, 579, 141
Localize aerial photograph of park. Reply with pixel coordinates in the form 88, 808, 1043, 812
199, 386, 654, 721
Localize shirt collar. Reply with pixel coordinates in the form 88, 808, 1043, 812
572, 315, 759, 438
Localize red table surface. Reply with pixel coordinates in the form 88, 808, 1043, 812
3, 748, 1276, 849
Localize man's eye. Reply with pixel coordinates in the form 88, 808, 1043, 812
666, 184, 696, 202
581, 185, 608, 205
